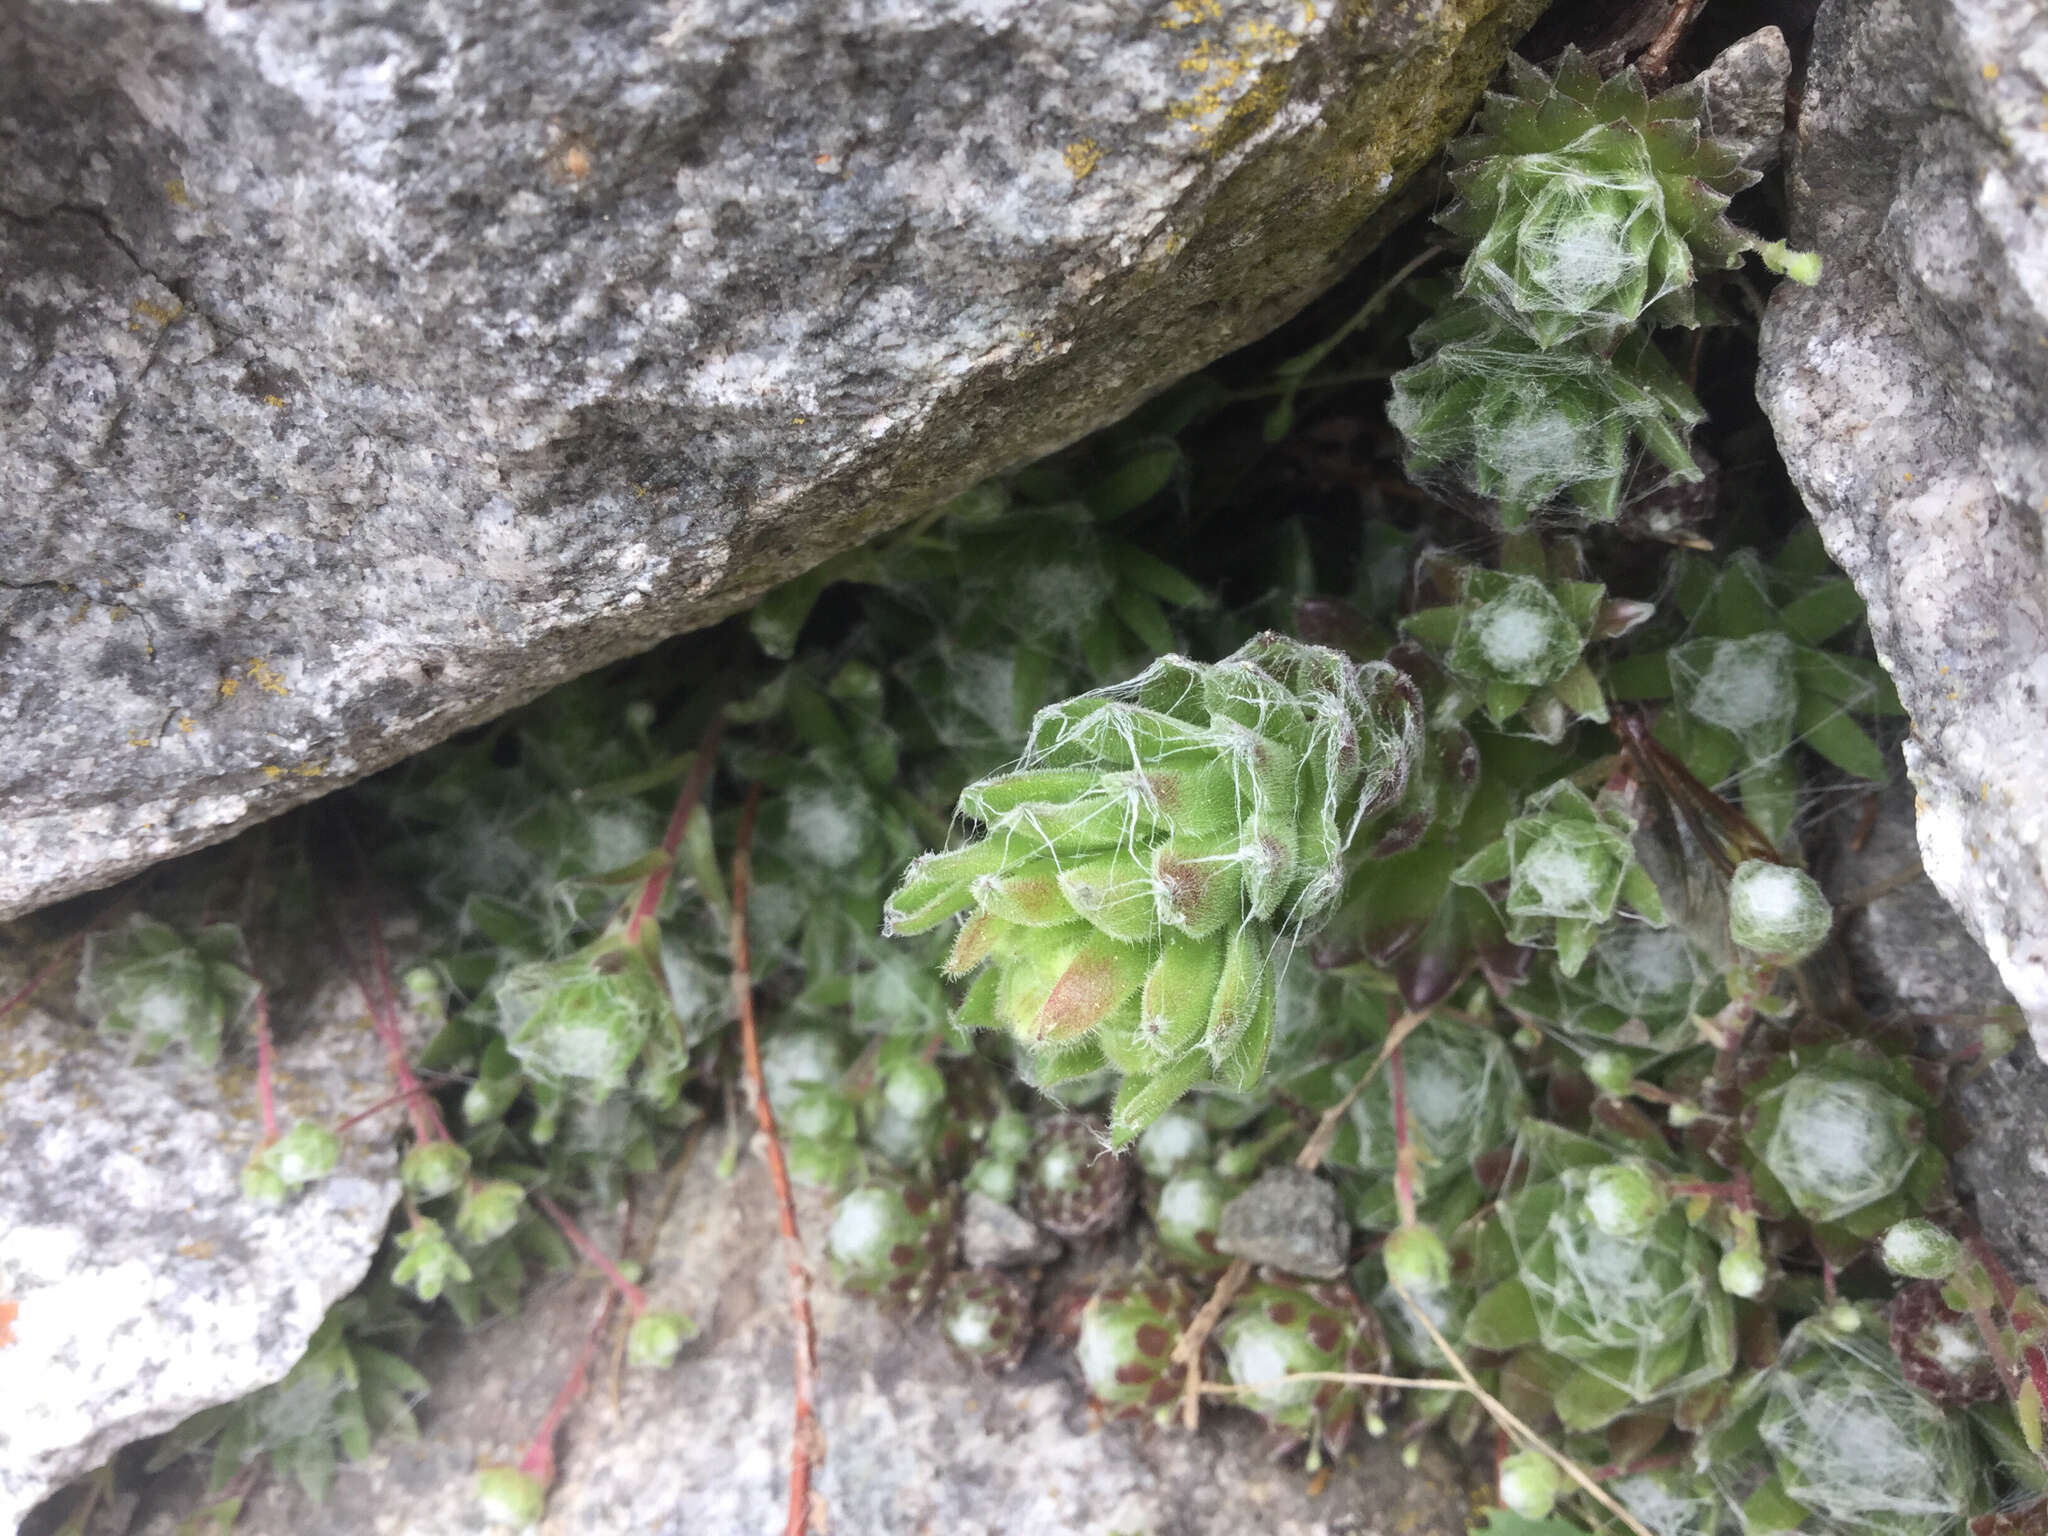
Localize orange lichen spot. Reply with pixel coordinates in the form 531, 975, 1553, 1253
1063, 139, 1104, 180
562, 145, 592, 180
133, 296, 183, 326
0, 1298, 17, 1348
1162, 0, 1223, 29
178, 716, 195, 733
246, 658, 289, 695
1983, 63, 2001, 80
218, 677, 239, 698
176, 1239, 217, 1260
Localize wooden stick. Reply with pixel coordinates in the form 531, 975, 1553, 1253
1199, 1370, 1466, 1395
732, 785, 821, 1536
1389, 1280, 1655, 1536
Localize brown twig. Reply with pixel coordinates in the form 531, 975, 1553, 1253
1175, 988, 1454, 1428
624, 712, 726, 944
0, 934, 84, 1024
1635, 0, 1707, 87
732, 784, 821, 1536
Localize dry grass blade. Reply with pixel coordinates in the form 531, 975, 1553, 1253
1388, 1279, 1655, 1536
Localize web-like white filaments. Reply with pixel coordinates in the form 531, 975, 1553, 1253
1758, 1071, 1917, 1222
1755, 1326, 1975, 1536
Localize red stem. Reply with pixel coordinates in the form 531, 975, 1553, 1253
1823, 1260, 1838, 1306
0, 935, 82, 1022
1389, 1042, 1418, 1230
332, 1080, 446, 1134
253, 988, 280, 1144
1667, 1178, 1753, 1211
733, 784, 820, 1536
624, 713, 726, 945
533, 1191, 648, 1315
516, 1290, 617, 1485
330, 884, 446, 1147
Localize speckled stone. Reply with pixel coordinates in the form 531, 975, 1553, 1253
0, 955, 411, 1531
1215, 1165, 1350, 1279
0, 0, 1543, 920
1758, 0, 2048, 1049
130, 1156, 1472, 1536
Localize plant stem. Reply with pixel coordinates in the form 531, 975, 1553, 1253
624, 712, 726, 945
1390, 1042, 1419, 1230
0, 935, 82, 1023
252, 988, 279, 1144
533, 1191, 648, 1315
517, 1289, 617, 1485
732, 783, 821, 1536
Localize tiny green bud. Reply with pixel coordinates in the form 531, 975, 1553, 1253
1727, 861, 1833, 964
1753, 239, 1823, 286
455, 1179, 527, 1246
1511, 1025, 1542, 1054
1584, 1164, 1665, 1238
880, 1058, 947, 1122
1136, 1109, 1212, 1181
1401, 1438, 1423, 1470
1384, 1225, 1453, 1292
1718, 1247, 1768, 1299
1666, 1101, 1702, 1128
618, 1259, 646, 1285
401, 1140, 472, 1201
1584, 1050, 1636, 1098
463, 1072, 524, 1128
964, 1156, 1021, 1205
403, 966, 445, 1014
393, 1217, 472, 1302
270, 1122, 342, 1188
241, 1160, 289, 1205
475, 1465, 547, 1527
1499, 1450, 1563, 1521
984, 1109, 1033, 1164
1881, 1219, 1963, 1280
1825, 1301, 1864, 1334
626, 1309, 697, 1369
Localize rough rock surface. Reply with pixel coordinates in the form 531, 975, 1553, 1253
0, 952, 408, 1532
958, 1190, 1062, 1271
1758, 0, 2048, 1047
1215, 1166, 1349, 1279
1692, 26, 1790, 172
133, 1156, 1470, 1536
1824, 779, 2048, 1292
0, 0, 1543, 921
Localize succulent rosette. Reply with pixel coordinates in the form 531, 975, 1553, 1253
1214, 1276, 1392, 1458
1147, 1164, 1241, 1272
494, 935, 687, 1106
826, 1176, 955, 1311
1075, 1275, 1195, 1420
1439, 49, 1766, 348
1465, 1122, 1734, 1430
1023, 1113, 1137, 1240
886, 634, 1423, 1141
1452, 779, 1668, 976
1387, 297, 1706, 528
938, 1269, 1035, 1373
77, 915, 261, 1066
1703, 1312, 1983, 1536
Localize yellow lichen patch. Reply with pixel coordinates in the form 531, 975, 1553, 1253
164, 178, 192, 208
127, 732, 154, 749
178, 716, 195, 733
293, 761, 326, 778
1983, 62, 2001, 80
1164, 5, 1316, 153
176, 1239, 217, 1261
132, 296, 184, 327
262, 765, 284, 779
219, 677, 239, 698
246, 658, 289, 695
261, 394, 287, 409
1063, 138, 1104, 180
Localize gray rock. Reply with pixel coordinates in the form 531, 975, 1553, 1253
134, 1157, 1472, 1536
1215, 1166, 1349, 1279
1823, 779, 2048, 1292
1757, 0, 2048, 1050
0, 0, 1545, 921
958, 1191, 1061, 1271
0, 953, 409, 1532
1692, 27, 1791, 172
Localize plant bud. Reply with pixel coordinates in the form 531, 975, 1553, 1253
1584, 1050, 1636, 1097
475, 1465, 547, 1527
271, 1122, 342, 1187
984, 1109, 1033, 1163
1727, 861, 1833, 964
393, 1218, 472, 1303
880, 1058, 947, 1121
1882, 1220, 1963, 1281
1384, 1225, 1453, 1292
1584, 1163, 1664, 1238
1718, 1247, 1768, 1299
402, 1140, 473, 1202
241, 1160, 289, 1205
1498, 1450, 1563, 1520
626, 1309, 697, 1370
456, 1180, 527, 1246
963, 1156, 1020, 1205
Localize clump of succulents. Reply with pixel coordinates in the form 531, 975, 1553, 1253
1215, 1276, 1392, 1459
886, 633, 1423, 1142
1466, 1122, 1734, 1429
76, 915, 260, 1065
1391, 47, 1816, 527
1147, 1163, 1242, 1272
826, 1176, 955, 1310
938, 1269, 1035, 1373
1075, 1275, 1194, 1421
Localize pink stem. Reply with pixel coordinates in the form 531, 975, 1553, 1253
1389, 1042, 1417, 1230
253, 989, 280, 1144
516, 1292, 615, 1484
624, 713, 725, 945
0, 936, 82, 1022
534, 1192, 648, 1314
331, 898, 446, 1147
